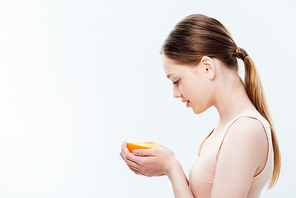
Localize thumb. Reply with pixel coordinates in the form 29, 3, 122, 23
133, 149, 155, 156
144, 141, 165, 149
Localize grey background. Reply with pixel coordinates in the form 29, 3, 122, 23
0, 0, 295, 197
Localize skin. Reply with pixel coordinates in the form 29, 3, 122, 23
120, 55, 268, 198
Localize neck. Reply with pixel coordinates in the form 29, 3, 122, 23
212, 73, 256, 130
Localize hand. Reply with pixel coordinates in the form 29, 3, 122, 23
120, 141, 177, 177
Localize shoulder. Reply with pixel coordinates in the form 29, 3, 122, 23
212, 116, 269, 197
226, 116, 267, 145
219, 116, 268, 164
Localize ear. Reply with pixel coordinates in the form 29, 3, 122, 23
200, 56, 215, 80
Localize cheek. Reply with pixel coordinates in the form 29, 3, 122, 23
180, 84, 199, 102
179, 82, 194, 97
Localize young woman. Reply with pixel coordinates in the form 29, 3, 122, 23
120, 14, 281, 198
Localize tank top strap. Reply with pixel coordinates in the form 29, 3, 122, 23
216, 110, 271, 162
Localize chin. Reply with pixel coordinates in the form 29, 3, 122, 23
192, 107, 208, 115
192, 108, 203, 115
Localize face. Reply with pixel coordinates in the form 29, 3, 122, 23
162, 55, 214, 114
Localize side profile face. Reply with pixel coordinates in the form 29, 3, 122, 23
162, 55, 216, 114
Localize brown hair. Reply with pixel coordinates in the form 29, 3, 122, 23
161, 14, 280, 189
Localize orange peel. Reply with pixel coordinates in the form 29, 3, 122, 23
126, 142, 162, 152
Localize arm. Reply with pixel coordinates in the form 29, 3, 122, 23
120, 142, 194, 198
211, 117, 268, 198
167, 160, 194, 198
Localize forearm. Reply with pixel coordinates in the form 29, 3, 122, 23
168, 160, 194, 198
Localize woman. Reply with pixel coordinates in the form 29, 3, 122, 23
120, 14, 280, 198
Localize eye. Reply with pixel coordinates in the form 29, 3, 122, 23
173, 79, 180, 85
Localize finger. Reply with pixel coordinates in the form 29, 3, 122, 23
127, 160, 147, 176
121, 144, 132, 162
122, 141, 131, 154
119, 152, 126, 162
126, 154, 140, 166
126, 159, 144, 175
124, 153, 141, 169
144, 141, 155, 144
123, 149, 135, 164
121, 148, 135, 162
144, 141, 160, 146
133, 148, 157, 157
131, 169, 144, 175
128, 165, 145, 175
144, 141, 166, 149
120, 147, 129, 162
121, 141, 128, 151
127, 163, 142, 173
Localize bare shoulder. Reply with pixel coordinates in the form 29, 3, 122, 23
212, 116, 269, 197
227, 116, 267, 144
220, 116, 268, 164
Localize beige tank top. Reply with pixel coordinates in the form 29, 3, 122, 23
189, 110, 274, 198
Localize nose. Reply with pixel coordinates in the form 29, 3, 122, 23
173, 86, 182, 98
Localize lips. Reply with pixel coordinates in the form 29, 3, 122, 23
181, 100, 190, 108
186, 101, 190, 108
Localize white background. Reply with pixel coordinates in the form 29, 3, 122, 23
0, 0, 295, 197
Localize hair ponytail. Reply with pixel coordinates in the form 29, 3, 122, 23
161, 14, 281, 188
238, 49, 281, 188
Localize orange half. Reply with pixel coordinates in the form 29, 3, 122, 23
126, 142, 162, 152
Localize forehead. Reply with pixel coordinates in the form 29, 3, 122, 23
162, 55, 193, 77
162, 55, 180, 74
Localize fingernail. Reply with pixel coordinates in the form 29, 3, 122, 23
133, 150, 138, 154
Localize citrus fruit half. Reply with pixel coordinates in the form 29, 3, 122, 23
126, 142, 162, 152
